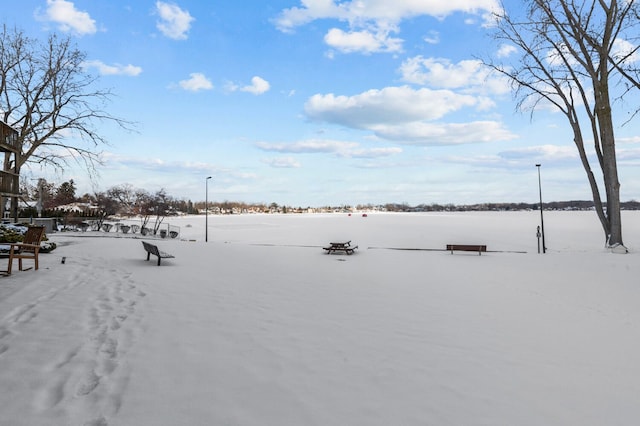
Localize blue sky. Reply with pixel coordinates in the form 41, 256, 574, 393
5, 0, 640, 206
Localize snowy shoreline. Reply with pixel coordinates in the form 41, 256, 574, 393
1, 211, 640, 425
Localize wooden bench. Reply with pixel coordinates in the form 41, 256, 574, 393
323, 241, 358, 255
446, 244, 487, 255
142, 241, 175, 265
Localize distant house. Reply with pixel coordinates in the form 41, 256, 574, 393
54, 202, 98, 213
0, 121, 19, 220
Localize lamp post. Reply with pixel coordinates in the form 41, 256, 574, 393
536, 164, 546, 253
205, 176, 212, 242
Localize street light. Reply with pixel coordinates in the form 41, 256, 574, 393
536, 164, 546, 253
205, 176, 212, 242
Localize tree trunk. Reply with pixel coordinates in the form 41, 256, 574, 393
570, 118, 613, 243
594, 80, 624, 247
578, 146, 611, 239
601, 139, 623, 246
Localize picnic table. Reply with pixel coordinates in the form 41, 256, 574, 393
323, 240, 358, 255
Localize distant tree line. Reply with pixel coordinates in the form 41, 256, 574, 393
19, 179, 640, 219
20, 180, 198, 218
381, 200, 640, 212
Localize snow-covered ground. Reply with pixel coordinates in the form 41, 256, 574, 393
1, 211, 640, 426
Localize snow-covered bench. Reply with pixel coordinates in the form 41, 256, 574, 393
446, 244, 487, 255
141, 241, 175, 266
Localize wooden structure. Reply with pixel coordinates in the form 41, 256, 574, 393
141, 241, 175, 266
446, 244, 487, 255
323, 240, 358, 255
4, 226, 45, 274
0, 121, 20, 220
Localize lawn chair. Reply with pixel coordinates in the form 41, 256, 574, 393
5, 226, 46, 274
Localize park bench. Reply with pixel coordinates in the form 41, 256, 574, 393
142, 241, 175, 266
446, 244, 487, 255
323, 241, 358, 255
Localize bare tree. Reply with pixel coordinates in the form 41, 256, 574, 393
91, 191, 118, 231
0, 26, 131, 197
150, 189, 171, 235
106, 183, 137, 216
485, 0, 640, 249
132, 189, 153, 232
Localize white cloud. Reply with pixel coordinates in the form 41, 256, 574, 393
304, 86, 517, 146
223, 81, 239, 92
262, 157, 302, 168
273, 0, 344, 33
372, 121, 516, 145
156, 1, 194, 40
256, 139, 402, 158
275, 0, 502, 31
612, 39, 640, 64
82, 60, 142, 76
305, 86, 479, 128
257, 139, 359, 154
240, 76, 271, 95
100, 153, 258, 188
498, 144, 577, 162
441, 144, 580, 169
274, 0, 501, 54
324, 27, 403, 54
38, 0, 97, 36
178, 73, 213, 92
545, 42, 579, 67
349, 147, 403, 158
618, 147, 640, 163
227, 77, 271, 95
423, 30, 440, 45
399, 56, 511, 95
618, 136, 640, 144
496, 44, 517, 58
